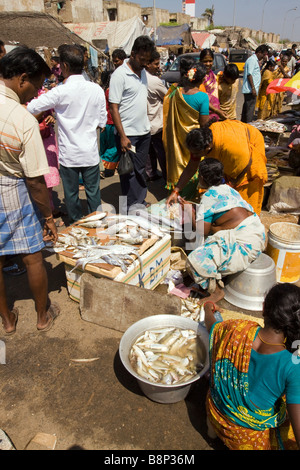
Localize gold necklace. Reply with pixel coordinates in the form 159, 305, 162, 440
258, 332, 286, 348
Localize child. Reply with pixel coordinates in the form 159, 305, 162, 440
217, 63, 240, 120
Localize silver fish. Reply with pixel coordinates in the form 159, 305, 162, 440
104, 222, 128, 236
78, 221, 105, 228
106, 215, 163, 238
77, 212, 107, 223
129, 327, 202, 385
116, 233, 144, 245
100, 254, 128, 273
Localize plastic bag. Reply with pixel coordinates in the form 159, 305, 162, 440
117, 150, 134, 176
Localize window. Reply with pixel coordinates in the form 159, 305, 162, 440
107, 8, 117, 21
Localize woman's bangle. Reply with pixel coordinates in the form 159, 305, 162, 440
203, 301, 216, 312
172, 188, 180, 195
44, 215, 53, 222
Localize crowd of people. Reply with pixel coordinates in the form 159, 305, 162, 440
0, 36, 300, 450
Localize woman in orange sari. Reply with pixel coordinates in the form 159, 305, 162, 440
257, 59, 276, 120
272, 54, 290, 115
166, 119, 268, 215
203, 283, 300, 450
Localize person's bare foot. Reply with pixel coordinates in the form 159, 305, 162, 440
2, 308, 18, 335
37, 302, 60, 332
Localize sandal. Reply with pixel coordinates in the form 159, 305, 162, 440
3, 308, 19, 336
37, 302, 60, 332
3, 263, 26, 276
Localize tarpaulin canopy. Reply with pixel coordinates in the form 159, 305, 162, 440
155, 24, 193, 47
191, 32, 216, 49
0, 11, 106, 56
66, 16, 148, 55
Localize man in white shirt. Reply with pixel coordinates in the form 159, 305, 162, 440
27, 44, 107, 223
109, 35, 156, 212
145, 50, 167, 182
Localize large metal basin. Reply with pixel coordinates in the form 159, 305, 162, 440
224, 253, 276, 311
119, 315, 209, 404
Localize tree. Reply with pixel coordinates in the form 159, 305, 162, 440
201, 5, 215, 26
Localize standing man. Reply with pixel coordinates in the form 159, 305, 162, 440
27, 44, 107, 224
0, 46, 59, 334
111, 49, 127, 69
241, 45, 269, 123
145, 49, 167, 181
109, 35, 156, 212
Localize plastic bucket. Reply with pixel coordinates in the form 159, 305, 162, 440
266, 222, 300, 283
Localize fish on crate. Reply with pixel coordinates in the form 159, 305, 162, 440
76, 212, 107, 225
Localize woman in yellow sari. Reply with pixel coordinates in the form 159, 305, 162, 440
257, 59, 276, 120
204, 283, 300, 450
272, 54, 290, 115
166, 119, 268, 215
163, 58, 209, 199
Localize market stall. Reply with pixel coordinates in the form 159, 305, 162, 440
54, 210, 177, 302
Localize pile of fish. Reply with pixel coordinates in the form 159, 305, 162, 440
249, 120, 287, 134
129, 327, 204, 385
181, 299, 204, 322
52, 209, 183, 282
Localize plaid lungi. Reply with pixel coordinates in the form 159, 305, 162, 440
0, 175, 45, 255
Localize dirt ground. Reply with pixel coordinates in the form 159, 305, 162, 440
0, 169, 267, 453
0, 171, 241, 452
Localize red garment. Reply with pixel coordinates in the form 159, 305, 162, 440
105, 88, 114, 125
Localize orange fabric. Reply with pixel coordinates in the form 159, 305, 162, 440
206, 392, 298, 450
208, 120, 267, 215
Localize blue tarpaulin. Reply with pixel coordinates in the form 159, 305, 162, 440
155, 24, 192, 47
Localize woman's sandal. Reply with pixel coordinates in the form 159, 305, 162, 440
3, 308, 19, 336
37, 302, 60, 332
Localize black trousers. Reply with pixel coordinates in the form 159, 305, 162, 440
241, 93, 257, 123
115, 132, 151, 212
145, 130, 167, 181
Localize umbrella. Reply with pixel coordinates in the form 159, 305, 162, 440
266, 76, 300, 96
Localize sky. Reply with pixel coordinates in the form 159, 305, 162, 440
134, 0, 300, 42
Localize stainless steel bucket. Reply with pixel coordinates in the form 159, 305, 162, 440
224, 253, 277, 311
119, 315, 209, 404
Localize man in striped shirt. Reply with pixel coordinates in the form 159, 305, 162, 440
0, 46, 59, 335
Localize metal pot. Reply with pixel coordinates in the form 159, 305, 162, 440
119, 315, 209, 404
224, 253, 276, 311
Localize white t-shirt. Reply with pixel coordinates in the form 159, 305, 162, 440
109, 59, 150, 136
27, 75, 107, 167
